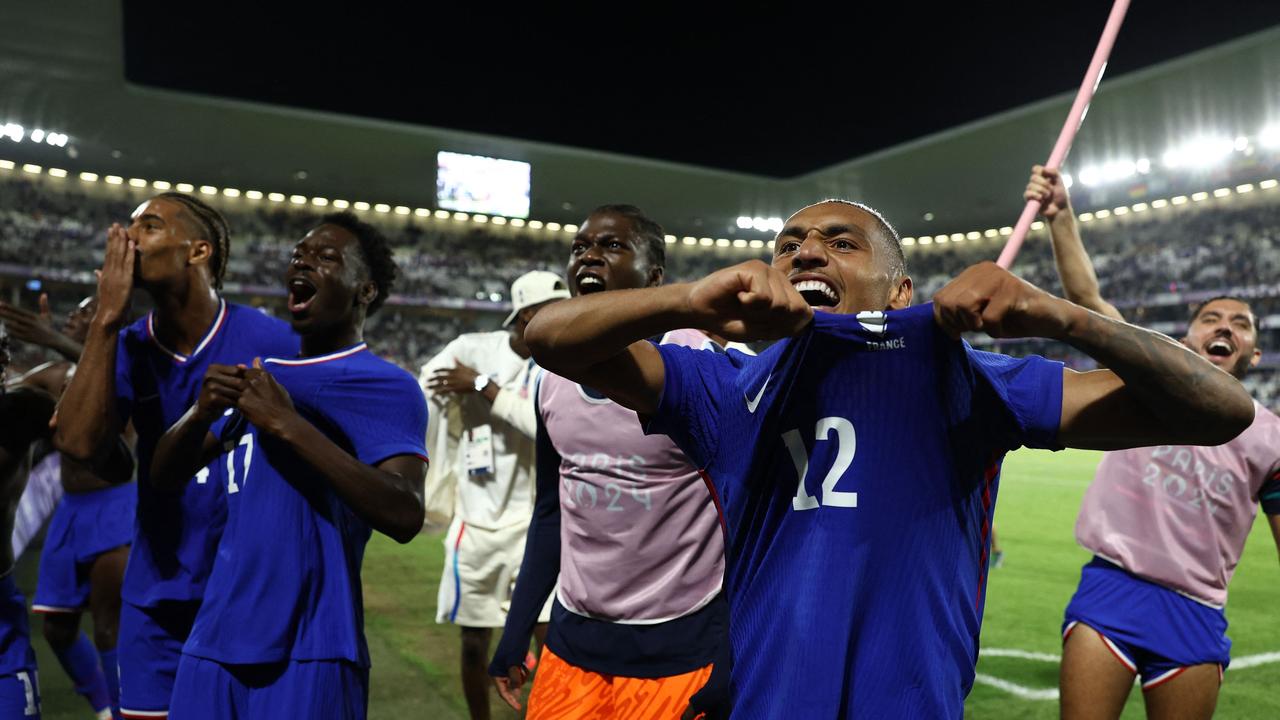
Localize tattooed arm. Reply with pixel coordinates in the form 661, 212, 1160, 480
934, 263, 1253, 451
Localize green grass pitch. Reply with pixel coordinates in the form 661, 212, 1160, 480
21, 448, 1280, 718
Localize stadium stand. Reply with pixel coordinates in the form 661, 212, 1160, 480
5, 170, 1280, 412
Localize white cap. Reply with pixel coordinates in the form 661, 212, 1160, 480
503, 270, 571, 326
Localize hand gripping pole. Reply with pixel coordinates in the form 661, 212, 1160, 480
996, 0, 1131, 269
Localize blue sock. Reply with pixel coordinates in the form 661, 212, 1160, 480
53, 631, 111, 713
98, 646, 120, 714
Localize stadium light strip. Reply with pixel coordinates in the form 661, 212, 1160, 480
0, 122, 69, 147
899, 175, 1280, 247
0, 157, 624, 242
3, 158, 1273, 253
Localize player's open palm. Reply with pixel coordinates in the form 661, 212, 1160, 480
933, 262, 1073, 340
236, 359, 298, 437
196, 364, 246, 422
95, 223, 136, 326
687, 260, 812, 342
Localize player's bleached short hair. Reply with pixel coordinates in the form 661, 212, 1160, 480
815, 199, 907, 278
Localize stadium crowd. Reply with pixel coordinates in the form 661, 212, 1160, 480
4, 172, 1280, 407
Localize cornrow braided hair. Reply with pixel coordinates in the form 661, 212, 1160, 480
154, 192, 232, 289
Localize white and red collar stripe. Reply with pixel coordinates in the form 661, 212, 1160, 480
264, 343, 367, 366
147, 299, 227, 364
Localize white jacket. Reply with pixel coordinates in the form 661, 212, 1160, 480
419, 331, 540, 530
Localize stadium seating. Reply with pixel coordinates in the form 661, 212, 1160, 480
3, 172, 1279, 409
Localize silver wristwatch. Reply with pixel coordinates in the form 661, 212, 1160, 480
474, 375, 492, 393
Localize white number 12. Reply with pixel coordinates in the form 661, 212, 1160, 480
784, 416, 857, 511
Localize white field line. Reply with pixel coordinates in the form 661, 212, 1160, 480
981, 648, 1060, 662
973, 673, 1060, 700
1230, 651, 1280, 669
974, 648, 1280, 701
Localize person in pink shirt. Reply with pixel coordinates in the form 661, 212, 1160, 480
1027, 166, 1280, 720
488, 205, 730, 720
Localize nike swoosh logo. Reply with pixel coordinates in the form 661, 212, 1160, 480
745, 374, 771, 413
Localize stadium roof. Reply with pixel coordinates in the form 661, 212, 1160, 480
123, 2, 1280, 179
3, 2, 1280, 240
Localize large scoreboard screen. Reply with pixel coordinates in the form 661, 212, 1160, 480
436, 151, 531, 218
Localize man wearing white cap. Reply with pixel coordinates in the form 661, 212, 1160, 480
420, 270, 569, 720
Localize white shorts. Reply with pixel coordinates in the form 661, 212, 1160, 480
436, 516, 553, 628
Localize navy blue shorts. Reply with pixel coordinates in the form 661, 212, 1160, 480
119, 600, 200, 719
32, 483, 135, 614
1063, 557, 1231, 690
169, 655, 368, 719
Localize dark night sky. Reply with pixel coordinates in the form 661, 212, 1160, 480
123, 1, 1280, 177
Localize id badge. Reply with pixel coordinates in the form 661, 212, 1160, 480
465, 423, 495, 476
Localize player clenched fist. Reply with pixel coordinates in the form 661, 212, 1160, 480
685, 260, 814, 342
193, 364, 247, 422
932, 261, 1078, 340
235, 358, 301, 439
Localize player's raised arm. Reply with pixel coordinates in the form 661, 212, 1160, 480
1026, 165, 1124, 321
53, 225, 133, 465
933, 262, 1253, 449
526, 260, 813, 414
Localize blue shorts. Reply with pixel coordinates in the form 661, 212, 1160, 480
32, 483, 135, 614
0, 577, 39, 719
119, 600, 200, 718
1063, 557, 1231, 689
169, 655, 368, 719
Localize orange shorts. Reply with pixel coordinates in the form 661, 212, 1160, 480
526, 646, 713, 720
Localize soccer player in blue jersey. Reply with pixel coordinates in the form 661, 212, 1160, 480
5, 295, 133, 719
3, 322, 134, 719
149, 212, 427, 717
54, 193, 299, 719
0, 324, 49, 719
518, 200, 1255, 718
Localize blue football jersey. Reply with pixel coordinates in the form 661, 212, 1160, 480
649, 303, 1063, 719
116, 300, 299, 606
184, 343, 427, 666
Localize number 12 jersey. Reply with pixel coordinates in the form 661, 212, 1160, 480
649, 303, 1063, 719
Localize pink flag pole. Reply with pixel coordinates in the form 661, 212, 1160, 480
996, 0, 1131, 269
